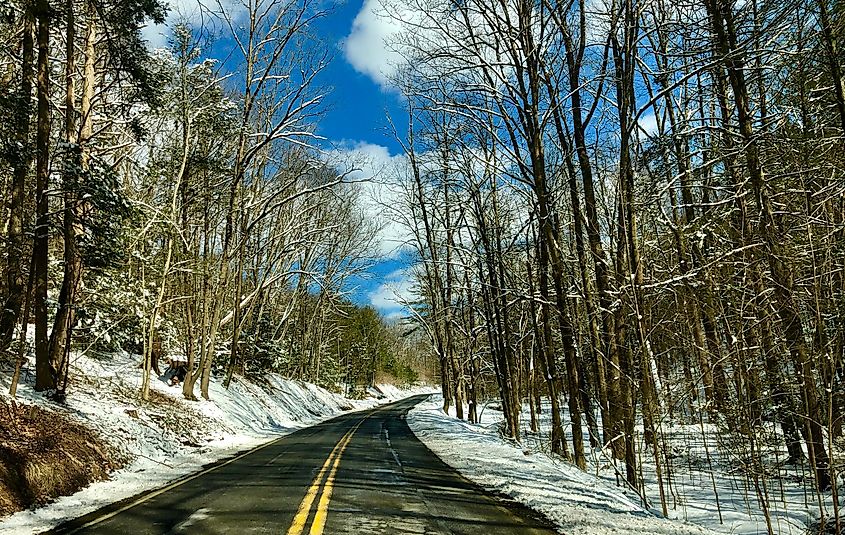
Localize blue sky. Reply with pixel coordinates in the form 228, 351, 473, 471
143, 0, 414, 319
140, 0, 666, 320
312, 1, 410, 318
312, 1, 406, 154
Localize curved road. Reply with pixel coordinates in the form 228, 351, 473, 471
48, 395, 556, 535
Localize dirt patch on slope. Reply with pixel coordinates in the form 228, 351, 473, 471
0, 399, 125, 517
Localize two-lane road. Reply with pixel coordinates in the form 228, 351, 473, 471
50, 395, 556, 534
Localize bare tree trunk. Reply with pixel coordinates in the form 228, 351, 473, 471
0, 7, 35, 351
224, 223, 247, 389
10, 255, 36, 397
33, 0, 52, 392
442, 154, 464, 420
817, 0, 845, 134
49, 1, 97, 392
706, 0, 831, 490
406, 122, 452, 413
558, 11, 619, 452
530, 230, 566, 456
183, 168, 211, 401
142, 240, 172, 400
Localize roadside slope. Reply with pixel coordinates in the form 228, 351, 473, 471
0, 351, 421, 534
408, 395, 717, 535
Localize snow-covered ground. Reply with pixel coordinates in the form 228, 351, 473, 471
626, 417, 826, 535
0, 351, 429, 535
408, 395, 797, 535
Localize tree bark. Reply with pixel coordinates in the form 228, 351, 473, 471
33, 0, 52, 392
705, 0, 831, 490
0, 7, 35, 351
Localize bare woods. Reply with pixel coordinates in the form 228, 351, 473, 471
0, 1, 426, 405
382, 0, 845, 524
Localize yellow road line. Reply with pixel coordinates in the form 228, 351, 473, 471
287, 414, 372, 535
308, 428, 356, 535
286, 427, 355, 535
63, 404, 388, 535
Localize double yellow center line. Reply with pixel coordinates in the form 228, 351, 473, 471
286, 417, 367, 535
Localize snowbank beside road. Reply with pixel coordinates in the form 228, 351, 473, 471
369, 382, 438, 400
0, 351, 422, 535
408, 395, 717, 535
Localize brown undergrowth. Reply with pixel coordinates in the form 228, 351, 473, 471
0, 399, 125, 517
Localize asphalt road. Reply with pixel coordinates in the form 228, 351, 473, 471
49, 395, 557, 535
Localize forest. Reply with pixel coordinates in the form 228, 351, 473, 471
0, 0, 425, 405
374, 0, 845, 529
1, 0, 845, 531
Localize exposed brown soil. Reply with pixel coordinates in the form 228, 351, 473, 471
0, 399, 124, 517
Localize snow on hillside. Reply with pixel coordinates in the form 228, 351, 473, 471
0, 351, 418, 535
408, 395, 719, 535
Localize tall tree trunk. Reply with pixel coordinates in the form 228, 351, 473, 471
0, 8, 35, 351
442, 157, 464, 420
706, 0, 831, 490
405, 120, 453, 413
33, 0, 52, 392
560, 11, 619, 452
520, 0, 583, 466
49, 0, 96, 391
543, 67, 607, 448
531, 236, 567, 456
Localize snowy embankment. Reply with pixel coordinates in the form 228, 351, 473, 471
0, 351, 424, 535
494, 396, 820, 535
408, 395, 718, 535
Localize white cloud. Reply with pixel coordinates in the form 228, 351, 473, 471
368, 268, 416, 313
142, 23, 169, 49
638, 112, 659, 136
383, 310, 405, 322
343, 0, 408, 88
331, 141, 412, 258
142, 0, 245, 50
142, 0, 205, 49
343, 0, 524, 93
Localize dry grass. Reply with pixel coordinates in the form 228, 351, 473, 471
0, 399, 125, 517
